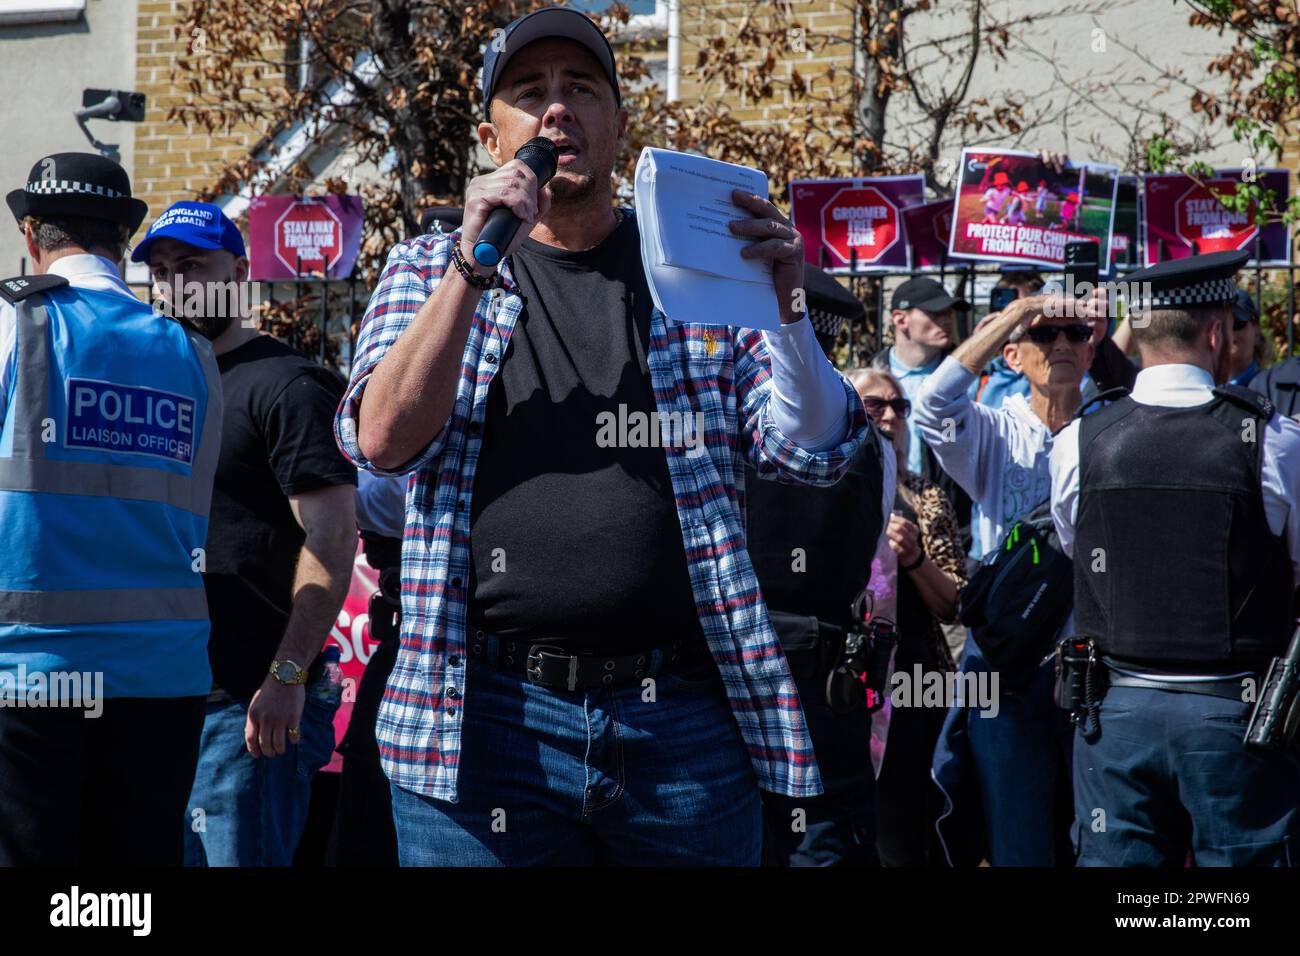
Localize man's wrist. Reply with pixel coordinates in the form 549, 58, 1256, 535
268, 658, 309, 686
956, 308, 1024, 372
451, 239, 498, 289
458, 238, 495, 275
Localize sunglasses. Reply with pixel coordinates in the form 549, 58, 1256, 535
1020, 324, 1092, 345
863, 396, 911, 418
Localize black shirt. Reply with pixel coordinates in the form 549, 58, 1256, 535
467, 217, 699, 650
204, 335, 357, 699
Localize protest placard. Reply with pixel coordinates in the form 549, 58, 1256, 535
946, 148, 1119, 269
790, 175, 926, 273
1141, 169, 1291, 266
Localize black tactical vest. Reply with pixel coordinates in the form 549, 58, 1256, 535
744, 430, 886, 629
1073, 385, 1293, 670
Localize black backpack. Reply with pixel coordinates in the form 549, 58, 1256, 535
957, 498, 1074, 691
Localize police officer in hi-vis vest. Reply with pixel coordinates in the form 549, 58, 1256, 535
0, 153, 222, 865
1049, 250, 1300, 866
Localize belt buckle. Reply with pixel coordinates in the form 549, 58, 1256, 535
526, 645, 574, 689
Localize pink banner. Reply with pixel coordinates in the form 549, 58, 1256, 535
901, 199, 956, 272
320, 540, 382, 773
790, 176, 925, 273
248, 194, 365, 280
1141, 169, 1291, 266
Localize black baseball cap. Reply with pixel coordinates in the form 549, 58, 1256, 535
480, 7, 620, 119
890, 276, 970, 313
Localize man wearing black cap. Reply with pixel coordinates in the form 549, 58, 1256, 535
337, 7, 869, 865
0, 153, 223, 865
746, 267, 892, 866
1050, 250, 1300, 866
871, 277, 968, 477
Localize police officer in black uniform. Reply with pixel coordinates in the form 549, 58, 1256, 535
748, 267, 891, 866
1049, 250, 1300, 866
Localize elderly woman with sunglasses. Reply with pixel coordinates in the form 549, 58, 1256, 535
911, 290, 1098, 868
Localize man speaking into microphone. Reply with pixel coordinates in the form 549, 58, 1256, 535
336, 6, 871, 866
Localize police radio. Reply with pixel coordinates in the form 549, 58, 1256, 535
1244, 623, 1300, 751
825, 588, 896, 716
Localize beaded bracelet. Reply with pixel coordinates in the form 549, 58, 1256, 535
450, 241, 498, 290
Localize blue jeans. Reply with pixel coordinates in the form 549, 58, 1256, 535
962, 639, 1072, 866
184, 679, 340, 867
1074, 685, 1300, 866
389, 657, 762, 866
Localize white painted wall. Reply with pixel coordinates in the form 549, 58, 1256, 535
897, 0, 1242, 177
0, 0, 139, 272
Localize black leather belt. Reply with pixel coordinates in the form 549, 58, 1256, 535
1106, 671, 1251, 701
467, 629, 715, 691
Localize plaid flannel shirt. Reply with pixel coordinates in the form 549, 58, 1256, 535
335, 210, 870, 803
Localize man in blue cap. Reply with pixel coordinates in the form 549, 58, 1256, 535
136, 201, 358, 866
337, 6, 871, 866
1050, 250, 1300, 865
0, 155, 222, 865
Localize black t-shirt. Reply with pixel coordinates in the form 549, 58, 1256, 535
204, 335, 357, 699
467, 217, 699, 651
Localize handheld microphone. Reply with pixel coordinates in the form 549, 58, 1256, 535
473, 137, 560, 267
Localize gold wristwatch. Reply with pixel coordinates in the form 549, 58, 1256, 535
269, 659, 309, 686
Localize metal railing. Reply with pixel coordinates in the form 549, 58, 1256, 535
14, 255, 366, 375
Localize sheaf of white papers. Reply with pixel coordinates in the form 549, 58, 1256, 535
634, 147, 782, 331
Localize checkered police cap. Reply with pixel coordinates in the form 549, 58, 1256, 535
804, 265, 864, 343
6, 152, 147, 233
808, 306, 846, 340
22, 179, 125, 199
1124, 249, 1250, 312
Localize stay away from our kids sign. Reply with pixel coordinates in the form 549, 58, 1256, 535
248, 195, 365, 280
1141, 169, 1291, 266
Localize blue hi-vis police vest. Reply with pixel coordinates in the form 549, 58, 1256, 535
0, 284, 221, 698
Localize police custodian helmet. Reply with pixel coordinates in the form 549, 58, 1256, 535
5, 152, 148, 234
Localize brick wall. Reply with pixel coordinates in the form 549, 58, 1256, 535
133, 0, 277, 231
679, 0, 854, 126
